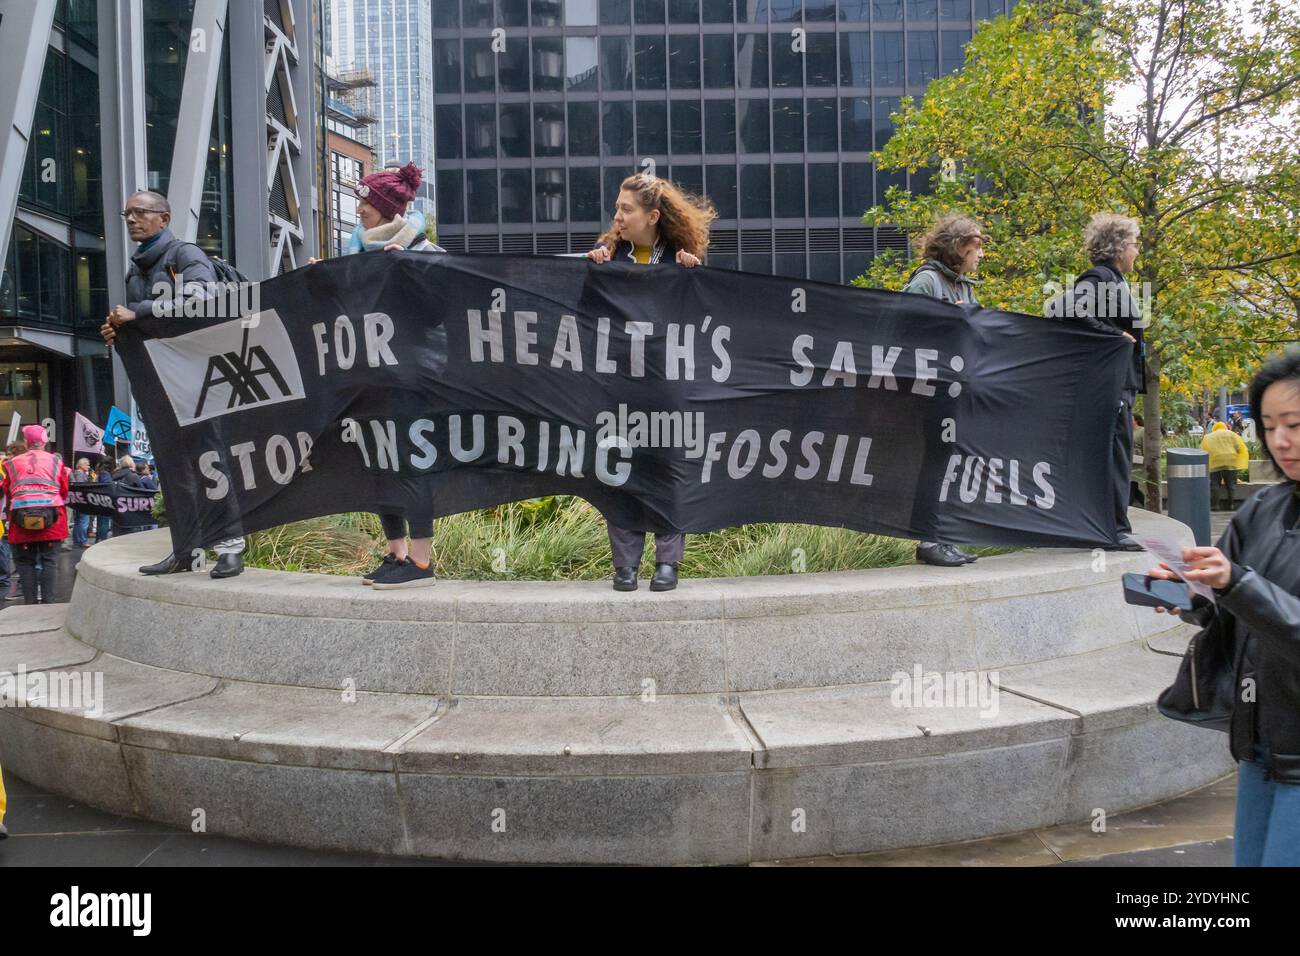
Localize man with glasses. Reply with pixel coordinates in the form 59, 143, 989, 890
100, 191, 246, 578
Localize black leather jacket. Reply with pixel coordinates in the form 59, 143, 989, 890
1185, 481, 1300, 780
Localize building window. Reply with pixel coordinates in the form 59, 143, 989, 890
736, 34, 769, 88
434, 2, 460, 28
637, 100, 669, 155
566, 37, 599, 90
808, 162, 839, 216
740, 164, 771, 217
533, 0, 564, 26
874, 95, 900, 149
974, 0, 1004, 18
467, 169, 499, 223
771, 0, 802, 21
874, 1, 903, 20
671, 163, 704, 195
500, 103, 532, 157
705, 100, 736, 153
569, 167, 602, 221
706, 164, 738, 219
498, 36, 531, 92
702, 36, 735, 87
738, 98, 770, 153
434, 39, 461, 94
600, 37, 632, 90
907, 0, 938, 18
635, 0, 667, 22
772, 99, 803, 152
464, 38, 496, 92
840, 32, 870, 87
806, 32, 837, 86
874, 31, 904, 86
842, 161, 874, 219
670, 0, 700, 21
703, 0, 735, 20
436, 105, 463, 160
806, 96, 838, 151
942, 29, 972, 74
535, 103, 566, 156
464, 0, 494, 27
669, 35, 701, 89
465, 103, 498, 158
20, 51, 68, 215
501, 169, 533, 223
671, 100, 703, 154
736, 0, 770, 23
566, 0, 599, 25
602, 101, 635, 155
601, 0, 632, 23
907, 31, 939, 84
840, 95, 872, 151
839, 0, 871, 19
536, 168, 566, 222
534, 38, 564, 92
774, 164, 805, 218
499, 0, 530, 26
771, 34, 803, 87
568, 102, 600, 155
437, 170, 465, 225
635, 35, 667, 89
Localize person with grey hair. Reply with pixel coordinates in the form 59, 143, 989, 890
70, 456, 93, 547
1047, 212, 1145, 548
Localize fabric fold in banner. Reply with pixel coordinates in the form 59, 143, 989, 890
113, 254, 1132, 554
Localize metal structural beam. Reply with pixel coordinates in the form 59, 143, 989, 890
230, 0, 317, 280
167, 0, 229, 243
0, 0, 58, 266
97, 0, 149, 410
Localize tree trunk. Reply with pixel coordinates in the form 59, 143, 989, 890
1143, 350, 1162, 511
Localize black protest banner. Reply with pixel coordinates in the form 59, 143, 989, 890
66, 481, 158, 528
113, 253, 1131, 555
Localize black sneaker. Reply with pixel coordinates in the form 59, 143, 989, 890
362, 553, 400, 585
371, 558, 435, 590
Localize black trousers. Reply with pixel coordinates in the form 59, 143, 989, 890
608, 525, 684, 568
1211, 469, 1238, 510
14, 540, 57, 606
379, 512, 434, 541
1113, 389, 1136, 535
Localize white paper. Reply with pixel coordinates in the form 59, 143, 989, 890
1130, 534, 1216, 602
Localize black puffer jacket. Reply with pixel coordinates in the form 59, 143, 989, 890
1185, 481, 1300, 780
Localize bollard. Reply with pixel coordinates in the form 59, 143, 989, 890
1166, 447, 1211, 546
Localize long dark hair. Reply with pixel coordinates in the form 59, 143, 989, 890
1248, 349, 1300, 476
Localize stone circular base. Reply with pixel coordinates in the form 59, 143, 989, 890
0, 512, 1233, 864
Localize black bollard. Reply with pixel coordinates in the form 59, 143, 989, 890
1166, 447, 1211, 546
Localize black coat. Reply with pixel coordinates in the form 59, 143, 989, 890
1183, 482, 1300, 780
1065, 262, 1146, 393
111, 467, 146, 489
124, 227, 218, 320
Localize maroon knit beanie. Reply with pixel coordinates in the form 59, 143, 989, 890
354, 162, 422, 221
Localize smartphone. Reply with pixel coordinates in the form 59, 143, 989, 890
1121, 572, 1194, 611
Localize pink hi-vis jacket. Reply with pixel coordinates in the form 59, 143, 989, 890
2, 450, 70, 545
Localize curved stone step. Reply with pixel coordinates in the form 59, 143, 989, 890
0, 619, 1233, 864
64, 511, 1193, 697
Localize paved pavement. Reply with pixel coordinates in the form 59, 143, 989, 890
0, 516, 1243, 866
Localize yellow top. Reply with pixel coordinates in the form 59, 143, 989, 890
632, 244, 652, 265
1200, 423, 1249, 472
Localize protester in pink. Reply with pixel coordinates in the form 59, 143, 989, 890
1, 425, 71, 604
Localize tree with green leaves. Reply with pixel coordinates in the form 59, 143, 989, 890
856, 0, 1300, 508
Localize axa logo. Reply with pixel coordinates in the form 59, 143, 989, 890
195, 325, 293, 419
144, 310, 306, 426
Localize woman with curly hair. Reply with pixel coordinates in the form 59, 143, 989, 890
901, 213, 985, 567
587, 173, 716, 591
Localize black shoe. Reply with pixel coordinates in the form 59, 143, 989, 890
362, 553, 400, 585
649, 562, 678, 592
954, 547, 978, 563
916, 543, 968, 567
1102, 534, 1145, 552
0, 822, 8, 840
612, 566, 638, 591
371, 558, 435, 590
210, 553, 244, 579
139, 553, 193, 575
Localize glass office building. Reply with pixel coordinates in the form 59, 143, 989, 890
431, 0, 1016, 282
0, 0, 235, 435
330, 0, 436, 215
